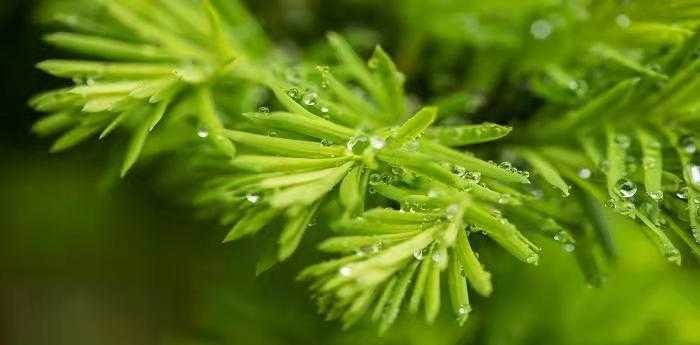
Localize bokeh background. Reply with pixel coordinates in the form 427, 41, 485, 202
2, 1, 700, 345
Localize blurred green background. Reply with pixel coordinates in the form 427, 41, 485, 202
2, 1, 700, 345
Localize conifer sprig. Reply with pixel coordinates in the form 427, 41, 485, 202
28, 0, 700, 334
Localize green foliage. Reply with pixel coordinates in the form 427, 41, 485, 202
28, 0, 700, 335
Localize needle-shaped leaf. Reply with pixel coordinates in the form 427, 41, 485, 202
338, 166, 367, 217
278, 202, 321, 260
43, 32, 172, 61
637, 211, 681, 265
425, 123, 512, 147
421, 140, 530, 184
121, 102, 169, 176
390, 107, 437, 147
230, 155, 349, 173
32, 111, 76, 137
447, 250, 470, 325
455, 230, 492, 296
223, 207, 280, 242
379, 261, 419, 334
224, 130, 345, 157
50, 124, 101, 152
519, 148, 570, 196
462, 204, 540, 265
243, 111, 355, 141
590, 44, 668, 80
37, 60, 175, 79
369, 46, 405, 118
424, 258, 441, 323
268, 162, 353, 208
543, 78, 638, 135
318, 232, 419, 253
637, 129, 664, 201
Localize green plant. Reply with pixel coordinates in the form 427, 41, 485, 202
29, 0, 700, 334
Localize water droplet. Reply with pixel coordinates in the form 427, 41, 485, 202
445, 204, 460, 220
680, 135, 696, 154
530, 188, 543, 199
321, 139, 333, 146
431, 253, 443, 264
464, 171, 481, 183
530, 19, 553, 40
368, 187, 376, 194
319, 106, 329, 113
648, 190, 663, 201
370, 136, 385, 150
268, 130, 279, 137
413, 249, 424, 261
525, 254, 539, 265
371, 241, 383, 254
245, 192, 260, 203
677, 186, 689, 200
369, 173, 382, 185
302, 92, 318, 106
615, 134, 631, 149
578, 168, 592, 179
618, 201, 637, 218
452, 165, 467, 178
403, 139, 420, 151
457, 305, 470, 315
286, 87, 301, 100
346, 135, 368, 154
307, 217, 317, 227
563, 243, 576, 252
258, 106, 270, 114
615, 179, 637, 198
647, 63, 662, 72
690, 165, 700, 185
615, 14, 631, 28
339, 266, 352, 277
197, 128, 209, 138
642, 157, 657, 169
498, 161, 513, 170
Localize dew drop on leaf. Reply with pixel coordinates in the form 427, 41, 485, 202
413, 249, 424, 261
615, 179, 637, 198
197, 128, 209, 138
370, 136, 385, 150
680, 135, 696, 154
286, 87, 301, 100
302, 92, 318, 106
339, 266, 352, 277
615, 14, 631, 28
563, 243, 575, 252
530, 19, 553, 40
615, 134, 631, 149
578, 167, 592, 179
245, 192, 260, 204
445, 204, 460, 220
689, 165, 700, 186
648, 191, 663, 201
677, 186, 689, 199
